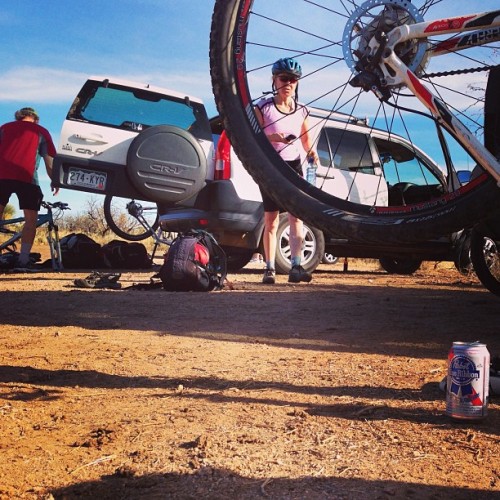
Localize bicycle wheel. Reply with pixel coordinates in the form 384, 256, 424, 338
470, 228, 500, 296
103, 195, 159, 241
0, 226, 19, 254
210, 0, 500, 244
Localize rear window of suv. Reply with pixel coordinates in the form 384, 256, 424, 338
67, 80, 212, 141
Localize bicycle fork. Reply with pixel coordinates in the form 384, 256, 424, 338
47, 222, 63, 271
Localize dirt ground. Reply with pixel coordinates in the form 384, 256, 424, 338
0, 249, 499, 500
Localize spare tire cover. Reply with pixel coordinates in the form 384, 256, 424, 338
126, 125, 207, 204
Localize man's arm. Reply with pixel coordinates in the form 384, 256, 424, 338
43, 155, 59, 195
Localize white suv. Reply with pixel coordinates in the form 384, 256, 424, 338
161, 111, 469, 274
54, 76, 469, 275
55, 76, 213, 206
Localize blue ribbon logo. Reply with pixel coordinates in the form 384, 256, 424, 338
450, 355, 480, 400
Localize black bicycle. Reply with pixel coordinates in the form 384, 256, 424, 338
0, 201, 70, 270
103, 194, 160, 242
103, 195, 177, 262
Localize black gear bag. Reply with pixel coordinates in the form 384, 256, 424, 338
102, 240, 151, 269
159, 230, 227, 291
59, 233, 103, 269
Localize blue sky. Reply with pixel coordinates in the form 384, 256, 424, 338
2, 1, 498, 215
0, 1, 217, 214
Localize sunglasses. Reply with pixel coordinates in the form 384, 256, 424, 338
277, 75, 299, 84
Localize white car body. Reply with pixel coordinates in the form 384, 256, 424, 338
220, 109, 390, 208
53, 75, 460, 275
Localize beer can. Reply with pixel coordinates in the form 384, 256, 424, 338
446, 342, 490, 420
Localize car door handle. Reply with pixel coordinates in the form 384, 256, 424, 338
72, 134, 108, 145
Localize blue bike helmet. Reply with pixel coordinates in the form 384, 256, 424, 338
272, 57, 302, 78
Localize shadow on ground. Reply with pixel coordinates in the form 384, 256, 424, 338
49, 468, 495, 500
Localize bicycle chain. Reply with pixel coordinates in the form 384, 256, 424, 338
423, 64, 500, 79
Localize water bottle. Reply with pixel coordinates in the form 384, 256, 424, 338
306, 157, 317, 186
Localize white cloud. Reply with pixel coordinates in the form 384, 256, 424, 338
0, 67, 87, 103
0, 65, 218, 115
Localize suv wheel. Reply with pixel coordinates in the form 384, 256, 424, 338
322, 253, 338, 265
379, 257, 422, 275
223, 248, 254, 272
453, 230, 474, 275
470, 230, 500, 296
275, 213, 325, 274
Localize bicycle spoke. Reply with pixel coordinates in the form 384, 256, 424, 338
211, 0, 500, 244
104, 195, 159, 242
420, 0, 445, 16
303, 0, 352, 19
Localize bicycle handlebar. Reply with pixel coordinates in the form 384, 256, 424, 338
41, 201, 70, 210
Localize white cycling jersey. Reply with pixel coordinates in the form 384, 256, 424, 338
256, 97, 309, 161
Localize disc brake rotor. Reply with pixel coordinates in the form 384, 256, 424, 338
343, 0, 428, 91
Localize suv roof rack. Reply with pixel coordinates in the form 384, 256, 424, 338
309, 107, 368, 126
209, 107, 368, 133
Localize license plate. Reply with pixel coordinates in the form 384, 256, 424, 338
68, 168, 107, 190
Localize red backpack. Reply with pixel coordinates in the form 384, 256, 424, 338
159, 230, 226, 291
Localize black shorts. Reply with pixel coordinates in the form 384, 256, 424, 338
0, 179, 43, 211
260, 159, 302, 212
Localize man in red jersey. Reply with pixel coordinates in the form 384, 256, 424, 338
0, 107, 58, 267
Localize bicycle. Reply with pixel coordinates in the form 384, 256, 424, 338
103, 194, 160, 242
102, 195, 176, 260
209, 0, 500, 246
0, 201, 70, 270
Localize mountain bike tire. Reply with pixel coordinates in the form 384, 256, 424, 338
209, 0, 500, 245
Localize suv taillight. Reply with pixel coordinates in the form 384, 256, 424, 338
214, 131, 231, 181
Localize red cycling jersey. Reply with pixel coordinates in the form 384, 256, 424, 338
0, 120, 56, 184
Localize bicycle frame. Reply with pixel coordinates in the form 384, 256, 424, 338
125, 200, 175, 258
0, 202, 68, 270
376, 10, 500, 183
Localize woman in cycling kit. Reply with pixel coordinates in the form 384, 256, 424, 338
255, 57, 319, 284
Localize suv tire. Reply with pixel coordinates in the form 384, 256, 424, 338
224, 248, 254, 272
470, 230, 500, 296
453, 230, 474, 275
126, 125, 207, 204
379, 257, 422, 275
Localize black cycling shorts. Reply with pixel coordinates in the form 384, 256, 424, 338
0, 179, 43, 211
260, 159, 302, 213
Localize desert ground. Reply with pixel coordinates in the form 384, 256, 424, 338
0, 253, 498, 499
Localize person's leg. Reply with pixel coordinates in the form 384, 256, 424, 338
288, 214, 312, 283
262, 210, 279, 284
0, 181, 11, 219
263, 210, 279, 270
16, 183, 43, 266
288, 213, 303, 267
18, 209, 38, 265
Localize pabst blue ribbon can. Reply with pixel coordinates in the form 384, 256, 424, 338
446, 342, 490, 420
